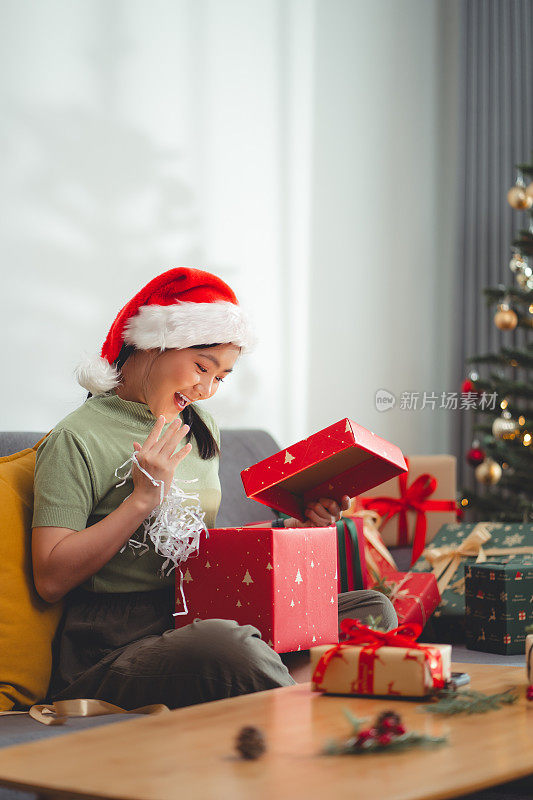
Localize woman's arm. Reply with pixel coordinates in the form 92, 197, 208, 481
32, 493, 155, 603
32, 415, 191, 603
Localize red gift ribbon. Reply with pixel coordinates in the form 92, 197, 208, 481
358, 457, 459, 564
312, 618, 445, 695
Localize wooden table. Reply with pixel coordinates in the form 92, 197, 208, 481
0, 663, 531, 800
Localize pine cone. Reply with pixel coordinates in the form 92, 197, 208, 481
235, 726, 267, 760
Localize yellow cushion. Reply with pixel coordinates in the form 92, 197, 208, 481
0, 439, 63, 711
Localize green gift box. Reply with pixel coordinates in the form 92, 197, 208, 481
410, 522, 533, 627
465, 562, 533, 655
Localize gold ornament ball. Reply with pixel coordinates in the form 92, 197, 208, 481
509, 253, 525, 272
517, 274, 533, 290
492, 411, 519, 440
494, 307, 518, 330
516, 269, 533, 289
475, 458, 502, 485
507, 185, 533, 210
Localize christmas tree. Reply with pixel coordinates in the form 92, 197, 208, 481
461, 155, 533, 522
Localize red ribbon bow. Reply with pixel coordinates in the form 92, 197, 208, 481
358, 457, 458, 564
312, 618, 445, 695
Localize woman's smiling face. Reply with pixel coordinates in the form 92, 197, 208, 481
140, 343, 241, 420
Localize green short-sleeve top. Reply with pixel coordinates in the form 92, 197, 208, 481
32, 392, 221, 593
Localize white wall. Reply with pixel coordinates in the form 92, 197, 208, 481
307, 0, 461, 455
1, 0, 460, 456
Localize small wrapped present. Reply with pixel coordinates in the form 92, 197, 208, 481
310, 619, 451, 698
353, 455, 459, 564
465, 562, 533, 655
174, 526, 338, 653
373, 570, 441, 628
335, 517, 370, 592
240, 418, 407, 522
411, 522, 533, 624
527, 634, 533, 683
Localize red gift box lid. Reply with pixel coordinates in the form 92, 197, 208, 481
241, 418, 407, 522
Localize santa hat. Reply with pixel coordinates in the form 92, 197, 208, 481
76, 267, 257, 396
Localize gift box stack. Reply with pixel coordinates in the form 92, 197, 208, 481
465, 561, 533, 655
340, 454, 459, 631
410, 521, 533, 642
175, 418, 407, 653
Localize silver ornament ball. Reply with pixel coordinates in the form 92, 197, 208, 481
492, 410, 519, 440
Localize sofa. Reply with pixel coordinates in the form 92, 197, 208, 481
0, 429, 530, 800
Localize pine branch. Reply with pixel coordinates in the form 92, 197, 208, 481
516, 156, 533, 176
468, 351, 533, 369
483, 286, 533, 306
461, 489, 533, 521
471, 377, 533, 400
423, 688, 519, 715
513, 230, 533, 255
323, 731, 448, 755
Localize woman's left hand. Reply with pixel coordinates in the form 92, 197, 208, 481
285, 494, 352, 528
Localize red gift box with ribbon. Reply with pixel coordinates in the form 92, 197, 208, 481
240, 418, 407, 522
174, 526, 338, 653
374, 570, 441, 628
310, 618, 451, 697
353, 455, 459, 565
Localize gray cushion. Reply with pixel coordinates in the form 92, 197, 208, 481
217, 429, 279, 526
0, 433, 45, 457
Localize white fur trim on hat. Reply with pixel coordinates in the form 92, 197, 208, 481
76, 300, 257, 396
75, 354, 121, 396
124, 301, 257, 353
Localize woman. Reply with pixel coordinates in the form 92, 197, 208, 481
32, 267, 396, 710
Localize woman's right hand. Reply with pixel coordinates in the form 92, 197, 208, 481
131, 415, 192, 513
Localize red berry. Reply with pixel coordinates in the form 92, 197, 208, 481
527, 685, 533, 701
378, 733, 392, 746
395, 724, 407, 736
356, 729, 373, 745
380, 717, 395, 731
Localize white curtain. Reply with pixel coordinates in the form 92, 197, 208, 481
1, 0, 460, 457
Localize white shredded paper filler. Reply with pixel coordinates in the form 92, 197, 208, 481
114, 452, 208, 615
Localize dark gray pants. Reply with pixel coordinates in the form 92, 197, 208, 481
50, 586, 397, 710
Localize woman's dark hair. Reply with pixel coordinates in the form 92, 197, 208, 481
88, 342, 223, 460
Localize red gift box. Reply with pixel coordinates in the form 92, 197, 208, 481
174, 526, 338, 653
240, 418, 407, 522
375, 570, 441, 628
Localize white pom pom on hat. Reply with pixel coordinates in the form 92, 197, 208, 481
76, 267, 257, 395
